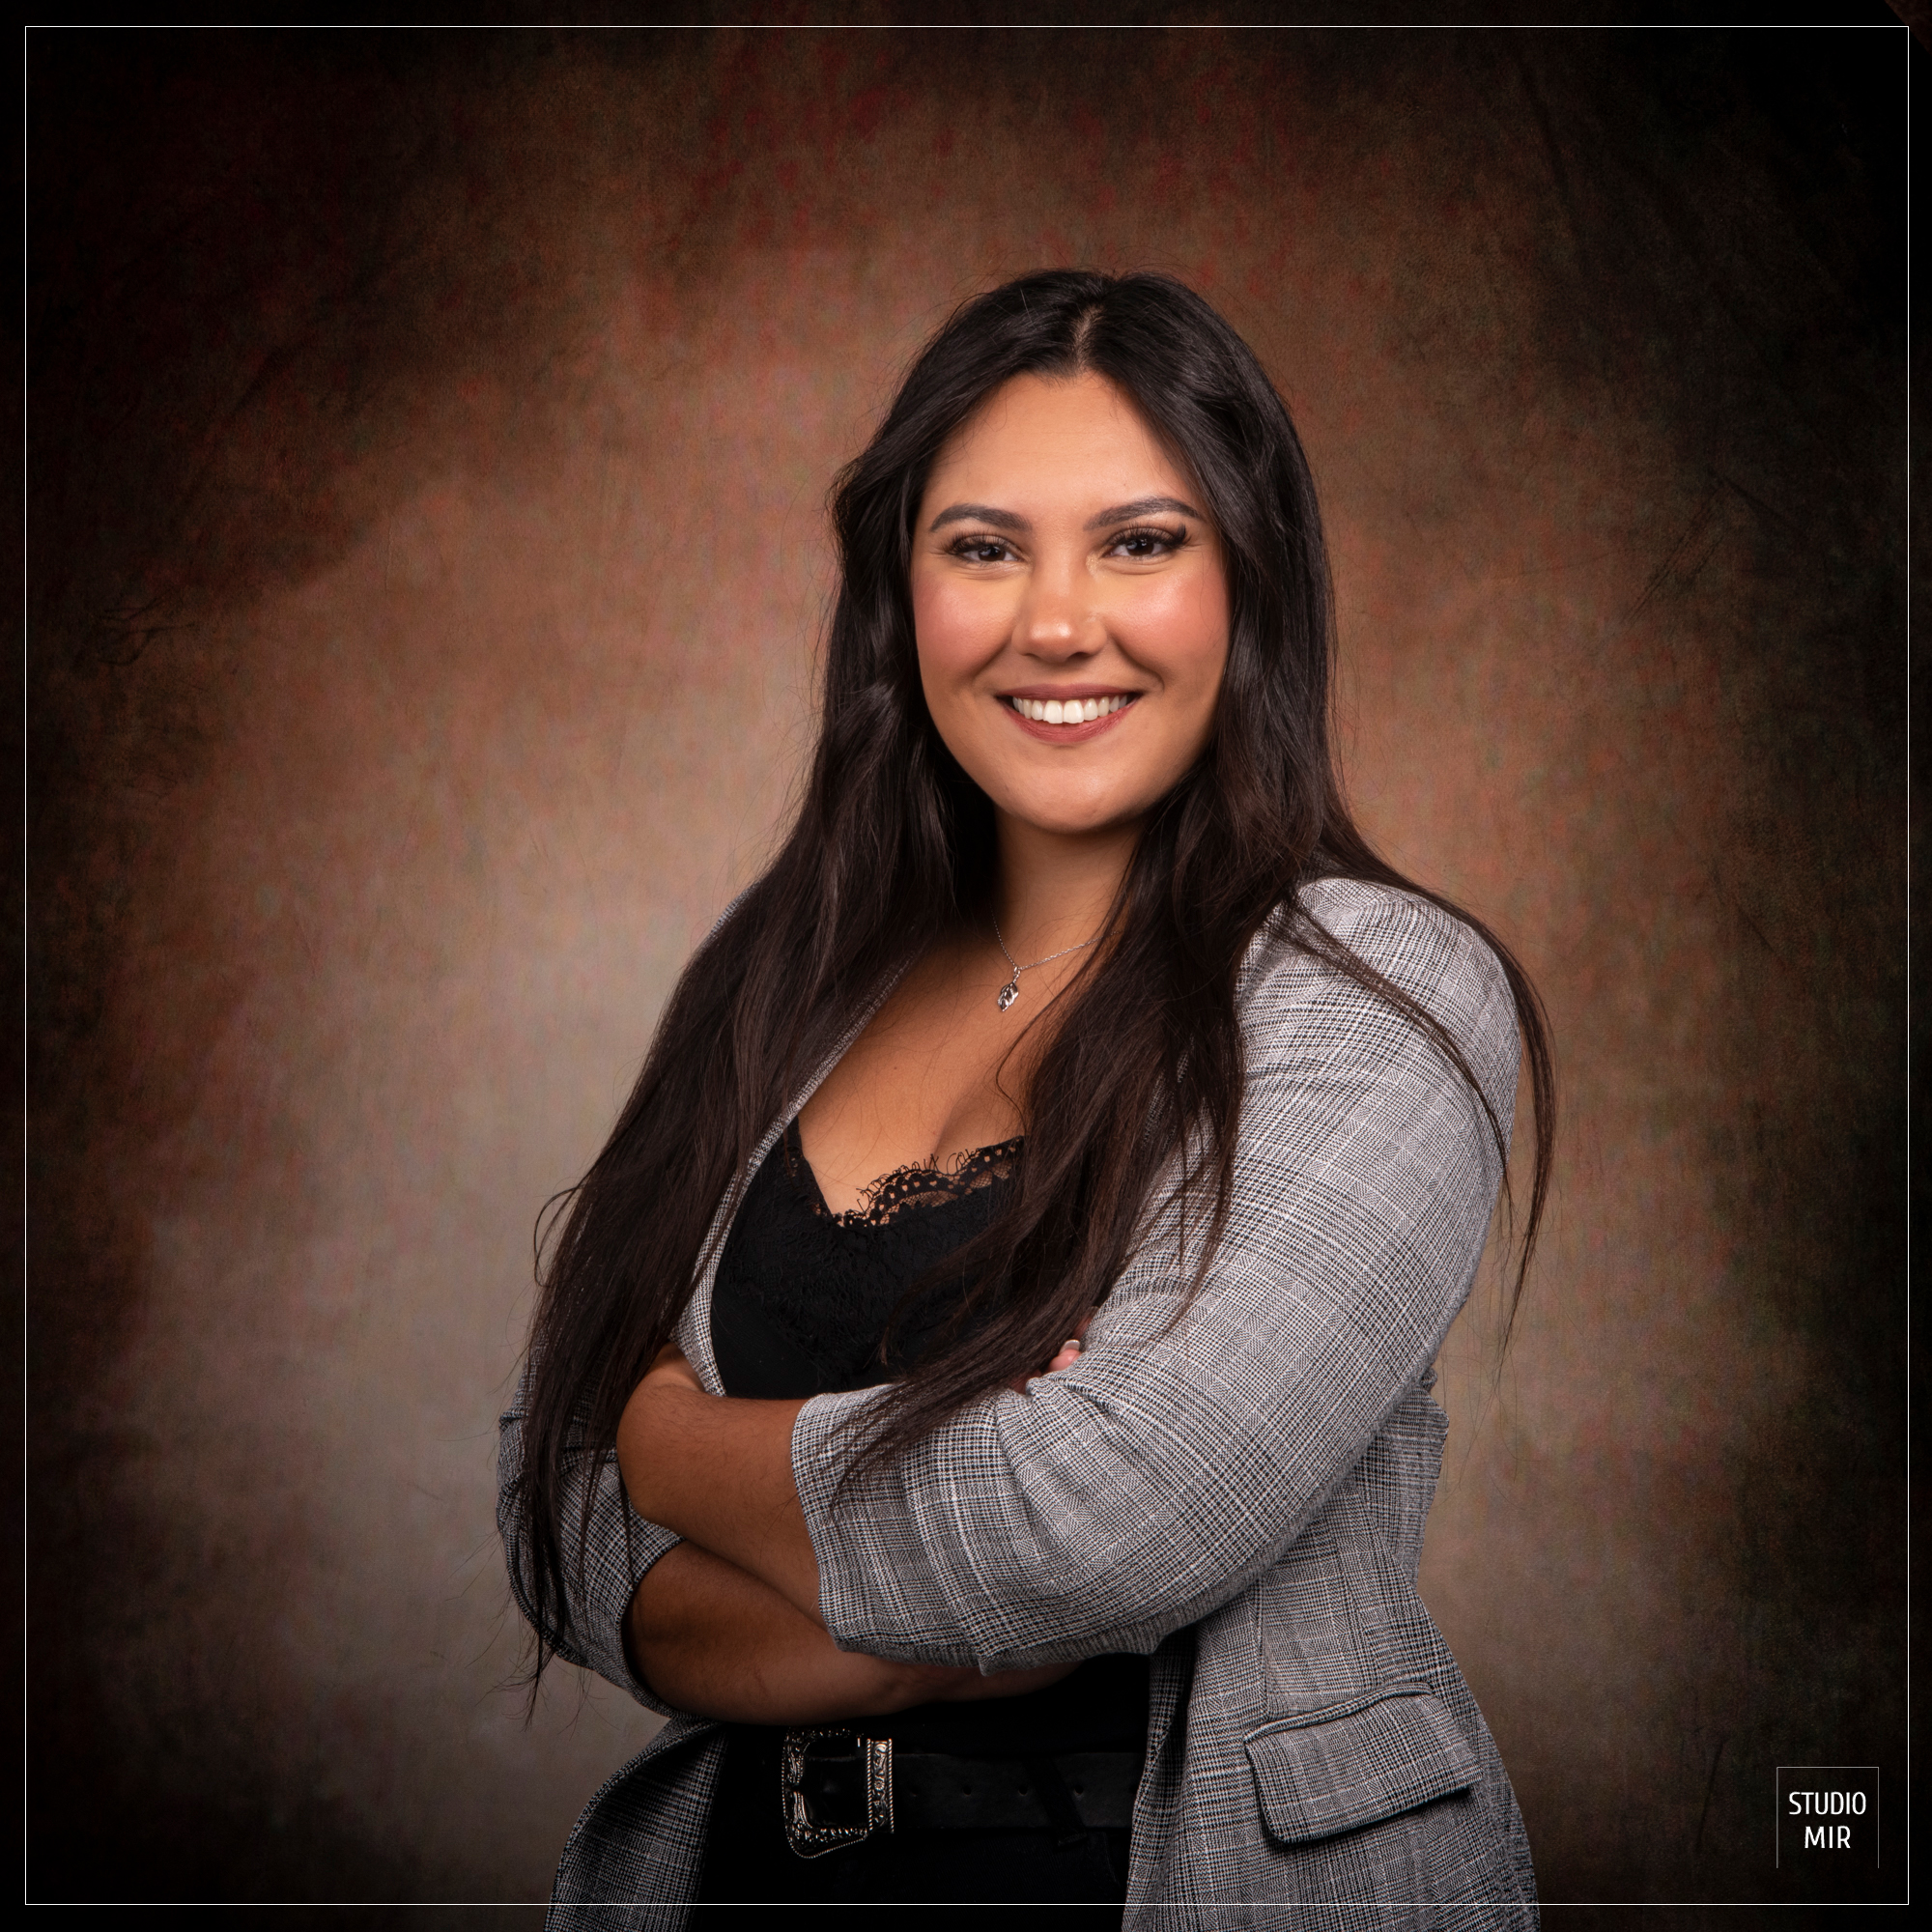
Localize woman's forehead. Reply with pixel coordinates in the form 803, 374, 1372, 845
922, 371, 1194, 517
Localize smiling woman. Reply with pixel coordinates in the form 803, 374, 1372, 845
797, 374, 1234, 1221
497, 270, 1555, 1920
914, 377, 1229, 838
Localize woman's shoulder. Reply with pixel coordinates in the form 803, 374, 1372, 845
1243, 874, 1520, 1082
1285, 873, 1506, 985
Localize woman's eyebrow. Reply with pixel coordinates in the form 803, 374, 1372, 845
928, 496, 1202, 534
928, 502, 1030, 533
1085, 495, 1201, 528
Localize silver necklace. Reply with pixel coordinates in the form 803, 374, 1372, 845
992, 920, 1099, 1012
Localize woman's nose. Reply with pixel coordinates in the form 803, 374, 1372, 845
1014, 571, 1101, 660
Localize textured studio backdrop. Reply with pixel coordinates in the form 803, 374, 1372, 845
28, 20, 1906, 1913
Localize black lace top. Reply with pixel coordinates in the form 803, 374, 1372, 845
709, 1118, 1150, 1757
711, 1118, 1023, 1400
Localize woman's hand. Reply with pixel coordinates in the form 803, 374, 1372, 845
1008, 1315, 1094, 1393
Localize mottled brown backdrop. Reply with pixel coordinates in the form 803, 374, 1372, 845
28, 20, 1908, 1913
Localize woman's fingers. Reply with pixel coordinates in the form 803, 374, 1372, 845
1045, 1312, 1097, 1374
1004, 1312, 1099, 1391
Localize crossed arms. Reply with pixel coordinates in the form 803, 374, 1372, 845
616, 1345, 1082, 1722
500, 888, 1518, 1728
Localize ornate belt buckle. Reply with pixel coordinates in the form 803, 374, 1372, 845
780, 1727, 895, 1859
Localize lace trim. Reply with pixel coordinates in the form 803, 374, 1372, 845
783, 1118, 1023, 1229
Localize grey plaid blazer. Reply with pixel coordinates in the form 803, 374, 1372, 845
499, 877, 1540, 1925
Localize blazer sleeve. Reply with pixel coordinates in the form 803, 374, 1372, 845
497, 1372, 686, 1715
789, 880, 1522, 1673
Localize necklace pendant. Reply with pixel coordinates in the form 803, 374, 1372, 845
997, 975, 1020, 1012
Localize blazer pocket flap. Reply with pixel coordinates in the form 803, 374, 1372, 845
1244, 1690, 1479, 1845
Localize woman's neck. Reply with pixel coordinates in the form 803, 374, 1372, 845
992, 809, 1142, 961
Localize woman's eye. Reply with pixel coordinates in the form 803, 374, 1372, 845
1108, 526, 1184, 560
950, 536, 1017, 565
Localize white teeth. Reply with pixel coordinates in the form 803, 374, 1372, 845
1011, 695, 1132, 722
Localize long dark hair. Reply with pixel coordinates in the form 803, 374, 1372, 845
509, 270, 1554, 1674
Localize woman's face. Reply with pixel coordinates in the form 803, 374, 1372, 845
911, 371, 1230, 840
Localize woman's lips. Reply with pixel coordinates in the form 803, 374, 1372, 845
998, 693, 1139, 745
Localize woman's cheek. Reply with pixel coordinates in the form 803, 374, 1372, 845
1111, 570, 1227, 673
913, 568, 976, 651
917, 586, 1012, 734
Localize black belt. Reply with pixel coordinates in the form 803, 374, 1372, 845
778, 1726, 1142, 1859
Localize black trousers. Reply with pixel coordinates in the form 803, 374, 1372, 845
696, 1726, 1132, 1913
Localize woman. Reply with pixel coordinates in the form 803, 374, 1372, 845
498, 270, 1552, 1924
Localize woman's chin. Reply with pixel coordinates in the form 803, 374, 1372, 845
999, 808, 1147, 843
988, 781, 1167, 843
